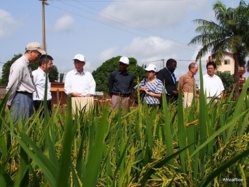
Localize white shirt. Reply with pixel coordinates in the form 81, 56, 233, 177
203, 74, 224, 98
64, 69, 96, 96
6, 55, 35, 106
32, 67, 52, 101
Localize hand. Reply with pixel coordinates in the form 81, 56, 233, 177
71, 92, 81, 97
173, 90, 178, 95
140, 86, 147, 92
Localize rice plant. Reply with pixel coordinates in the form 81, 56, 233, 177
0, 69, 249, 186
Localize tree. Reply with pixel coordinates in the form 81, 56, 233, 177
189, 0, 249, 98
216, 71, 235, 94
1, 54, 59, 86
92, 56, 145, 94
1, 54, 22, 86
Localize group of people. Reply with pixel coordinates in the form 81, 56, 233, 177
108, 57, 225, 109
6, 41, 96, 121
6, 41, 225, 121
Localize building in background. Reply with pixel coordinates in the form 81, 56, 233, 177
208, 52, 246, 90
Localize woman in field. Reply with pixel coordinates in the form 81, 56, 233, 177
138, 64, 164, 107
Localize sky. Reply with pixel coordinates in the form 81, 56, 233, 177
0, 0, 244, 83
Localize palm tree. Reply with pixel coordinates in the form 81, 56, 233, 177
189, 0, 249, 98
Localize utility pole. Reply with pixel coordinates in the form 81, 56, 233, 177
161, 59, 165, 69
41, 0, 48, 51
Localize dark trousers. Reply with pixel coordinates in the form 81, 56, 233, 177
34, 100, 52, 117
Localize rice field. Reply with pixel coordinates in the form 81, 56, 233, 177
0, 74, 249, 186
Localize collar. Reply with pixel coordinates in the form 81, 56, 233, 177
187, 71, 194, 78
38, 67, 46, 76
22, 55, 30, 66
165, 67, 174, 75
73, 69, 85, 75
118, 70, 128, 75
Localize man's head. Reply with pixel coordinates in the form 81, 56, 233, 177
166, 58, 177, 73
73, 54, 85, 73
39, 55, 53, 73
25, 42, 46, 62
188, 62, 198, 76
206, 61, 216, 77
118, 56, 129, 72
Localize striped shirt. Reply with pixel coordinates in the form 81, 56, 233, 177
139, 78, 163, 105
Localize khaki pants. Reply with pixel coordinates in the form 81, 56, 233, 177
71, 97, 94, 115
111, 95, 130, 110
183, 92, 193, 108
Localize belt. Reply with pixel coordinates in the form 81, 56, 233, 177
113, 93, 130, 97
17, 91, 32, 95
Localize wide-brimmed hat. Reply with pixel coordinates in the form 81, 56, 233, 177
26, 42, 46, 55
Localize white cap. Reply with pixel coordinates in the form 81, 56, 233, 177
73, 54, 85, 62
119, 56, 129, 65
26, 42, 46, 55
145, 64, 157, 72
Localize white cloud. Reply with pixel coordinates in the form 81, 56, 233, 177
98, 47, 117, 62
54, 15, 74, 32
99, 0, 209, 30
0, 9, 21, 38
123, 36, 173, 59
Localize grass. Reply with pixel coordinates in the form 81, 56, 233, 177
0, 66, 249, 186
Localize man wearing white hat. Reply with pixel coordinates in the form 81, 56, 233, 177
108, 56, 134, 110
6, 41, 46, 121
64, 54, 96, 97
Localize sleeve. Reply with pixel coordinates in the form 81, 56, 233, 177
89, 73, 96, 95
32, 70, 38, 85
156, 70, 164, 84
64, 72, 71, 95
6, 65, 23, 106
155, 80, 164, 94
177, 76, 183, 92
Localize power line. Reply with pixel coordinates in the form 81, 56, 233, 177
49, 0, 197, 51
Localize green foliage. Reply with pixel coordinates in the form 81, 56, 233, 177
1, 54, 59, 85
1, 54, 22, 86
216, 71, 235, 92
92, 56, 145, 93
189, 0, 249, 98
1, 62, 249, 186
49, 65, 59, 82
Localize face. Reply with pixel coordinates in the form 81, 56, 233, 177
190, 64, 198, 75
146, 71, 156, 79
29, 50, 41, 62
119, 62, 128, 72
167, 62, 177, 73
207, 65, 215, 76
43, 60, 53, 73
74, 60, 85, 72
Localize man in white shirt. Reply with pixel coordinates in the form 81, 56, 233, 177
203, 61, 224, 102
32, 54, 53, 116
64, 54, 96, 97
6, 42, 46, 121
